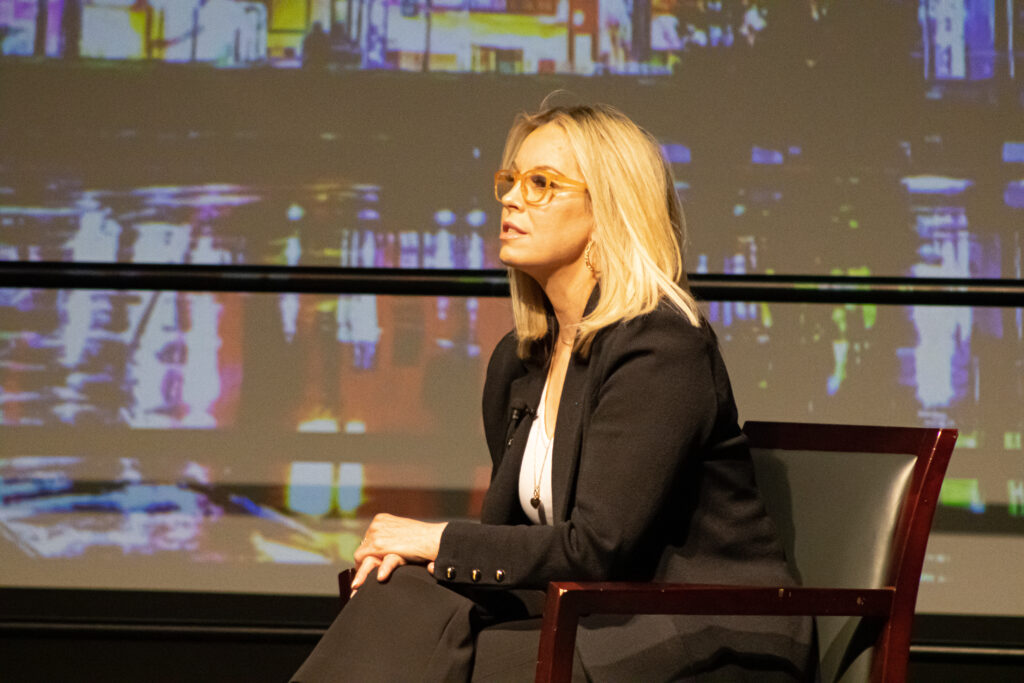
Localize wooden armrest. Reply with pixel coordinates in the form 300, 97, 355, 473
535, 582, 895, 683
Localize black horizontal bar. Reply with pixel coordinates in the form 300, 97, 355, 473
0, 586, 338, 629
691, 274, 1024, 307
0, 620, 324, 641
1, 262, 1022, 307
0, 262, 510, 297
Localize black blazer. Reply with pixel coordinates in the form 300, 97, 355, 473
434, 303, 812, 679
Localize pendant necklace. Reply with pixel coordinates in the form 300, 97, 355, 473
531, 422, 553, 509
533, 352, 561, 509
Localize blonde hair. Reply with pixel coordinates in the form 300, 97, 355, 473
502, 102, 701, 358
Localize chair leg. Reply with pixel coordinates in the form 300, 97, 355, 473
535, 586, 580, 683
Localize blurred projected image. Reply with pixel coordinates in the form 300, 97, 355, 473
0, 0, 798, 75
1, 291, 508, 586
0, 288, 238, 428
3, 291, 1022, 528
0, 183, 499, 268
3, 135, 1023, 276
3, 3, 1024, 274
0, 293, 1022, 602
916, 0, 1024, 102
713, 300, 1024, 536
0, 289, 509, 431
0, 450, 484, 569
3, 0, 1022, 80
0, 452, 492, 597
0, 454, 359, 564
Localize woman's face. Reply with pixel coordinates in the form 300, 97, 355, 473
498, 123, 594, 285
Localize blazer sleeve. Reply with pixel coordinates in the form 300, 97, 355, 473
434, 311, 720, 588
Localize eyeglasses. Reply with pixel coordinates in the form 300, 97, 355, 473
494, 168, 587, 206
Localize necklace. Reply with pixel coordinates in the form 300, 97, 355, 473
531, 425, 553, 509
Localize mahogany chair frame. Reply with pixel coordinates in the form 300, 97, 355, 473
533, 421, 957, 683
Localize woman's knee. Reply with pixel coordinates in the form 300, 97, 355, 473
353, 564, 436, 602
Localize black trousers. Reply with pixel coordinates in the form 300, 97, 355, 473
291, 566, 587, 683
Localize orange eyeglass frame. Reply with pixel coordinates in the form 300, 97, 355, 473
494, 168, 588, 206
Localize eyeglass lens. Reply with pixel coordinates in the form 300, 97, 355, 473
495, 171, 549, 203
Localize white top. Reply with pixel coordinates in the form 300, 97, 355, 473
518, 379, 554, 525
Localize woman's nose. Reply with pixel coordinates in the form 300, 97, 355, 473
500, 182, 524, 210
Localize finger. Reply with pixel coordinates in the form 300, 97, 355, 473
376, 553, 406, 583
350, 558, 375, 591
350, 556, 381, 593
350, 562, 376, 598
426, 561, 435, 574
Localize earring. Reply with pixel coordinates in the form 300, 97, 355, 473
584, 239, 596, 275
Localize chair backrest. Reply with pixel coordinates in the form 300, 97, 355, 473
743, 421, 956, 683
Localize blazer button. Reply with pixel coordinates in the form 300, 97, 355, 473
471, 569, 481, 582
495, 569, 506, 583
445, 566, 457, 580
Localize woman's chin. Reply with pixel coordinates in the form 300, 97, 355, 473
498, 245, 525, 268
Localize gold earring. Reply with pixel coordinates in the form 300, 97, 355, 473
584, 239, 596, 274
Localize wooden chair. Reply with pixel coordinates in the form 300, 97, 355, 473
534, 421, 957, 683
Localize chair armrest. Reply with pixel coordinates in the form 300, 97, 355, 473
535, 582, 895, 683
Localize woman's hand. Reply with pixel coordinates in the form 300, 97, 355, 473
350, 553, 406, 596
349, 514, 447, 595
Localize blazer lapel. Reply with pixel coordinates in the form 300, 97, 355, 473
551, 353, 588, 523
551, 284, 599, 523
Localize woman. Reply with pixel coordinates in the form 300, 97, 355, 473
292, 103, 813, 681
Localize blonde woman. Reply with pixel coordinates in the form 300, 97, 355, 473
292, 103, 813, 682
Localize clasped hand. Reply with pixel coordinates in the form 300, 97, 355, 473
350, 513, 447, 596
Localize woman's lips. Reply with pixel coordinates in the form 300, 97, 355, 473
501, 222, 526, 240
